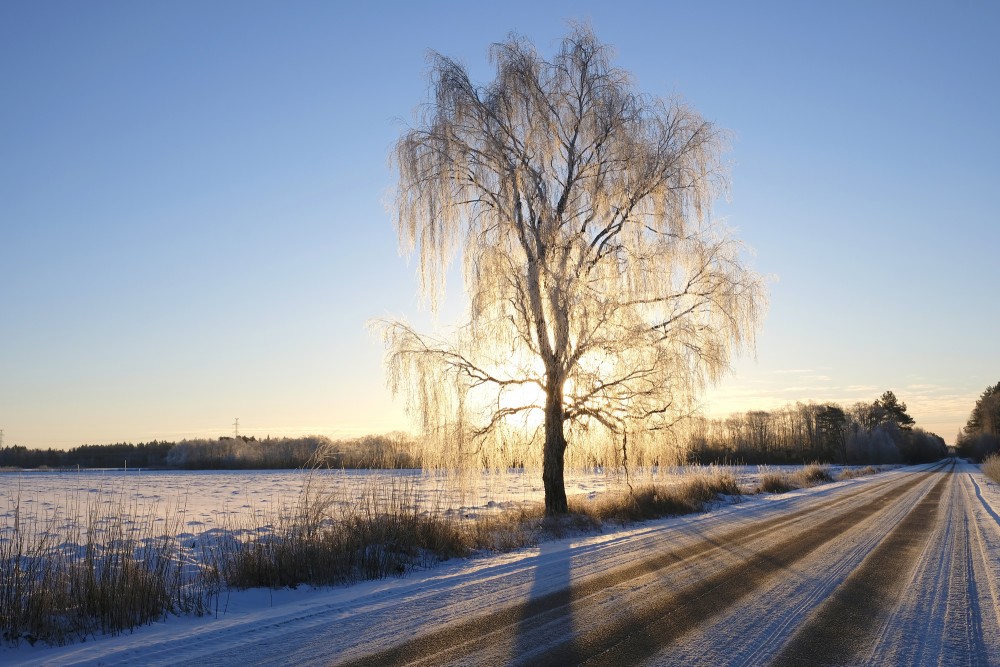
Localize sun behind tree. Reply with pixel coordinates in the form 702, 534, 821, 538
377, 25, 766, 514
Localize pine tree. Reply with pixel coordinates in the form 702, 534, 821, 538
873, 391, 915, 430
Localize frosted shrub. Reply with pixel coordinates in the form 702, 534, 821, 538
982, 454, 1000, 483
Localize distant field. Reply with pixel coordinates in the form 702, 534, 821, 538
0, 464, 862, 537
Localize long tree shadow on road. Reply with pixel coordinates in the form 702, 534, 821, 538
508, 539, 577, 666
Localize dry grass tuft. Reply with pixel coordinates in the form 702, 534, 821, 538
756, 464, 833, 494
837, 465, 879, 480
796, 464, 833, 486
982, 454, 1000, 483
471, 506, 546, 551
757, 470, 796, 494
569, 468, 741, 525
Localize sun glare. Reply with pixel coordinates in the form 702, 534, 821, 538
497, 382, 547, 429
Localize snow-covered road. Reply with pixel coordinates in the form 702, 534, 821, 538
9, 459, 1000, 666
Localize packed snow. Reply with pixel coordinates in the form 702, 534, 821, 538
2, 461, 996, 665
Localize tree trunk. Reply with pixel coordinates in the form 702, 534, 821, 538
542, 379, 568, 515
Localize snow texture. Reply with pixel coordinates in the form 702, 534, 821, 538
2, 461, 996, 666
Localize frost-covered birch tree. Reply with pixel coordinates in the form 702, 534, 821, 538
378, 26, 765, 514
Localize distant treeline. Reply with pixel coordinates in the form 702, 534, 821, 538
956, 380, 1000, 461
0, 441, 175, 469
0, 434, 419, 470
2, 389, 959, 471
685, 390, 947, 465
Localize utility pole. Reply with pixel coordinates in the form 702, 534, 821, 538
0, 429, 4, 448
233, 418, 239, 440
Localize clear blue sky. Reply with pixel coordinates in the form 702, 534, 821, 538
2, 1, 997, 448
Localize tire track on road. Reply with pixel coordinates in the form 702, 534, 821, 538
962, 469, 1000, 665
953, 511, 990, 665
566, 469, 939, 667
769, 466, 951, 667
827, 462, 999, 667
648, 471, 941, 667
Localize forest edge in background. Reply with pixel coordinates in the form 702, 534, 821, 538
0, 387, 963, 470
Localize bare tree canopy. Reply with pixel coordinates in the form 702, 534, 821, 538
378, 26, 766, 514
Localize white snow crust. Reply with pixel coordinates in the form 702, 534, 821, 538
2, 462, 996, 666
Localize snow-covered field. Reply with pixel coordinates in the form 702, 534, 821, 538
0, 464, 805, 536
5, 461, 995, 665
1, 466, 613, 530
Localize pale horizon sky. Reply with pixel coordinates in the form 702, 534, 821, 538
2, 1, 998, 449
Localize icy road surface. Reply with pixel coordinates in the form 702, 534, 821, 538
9, 459, 1000, 666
